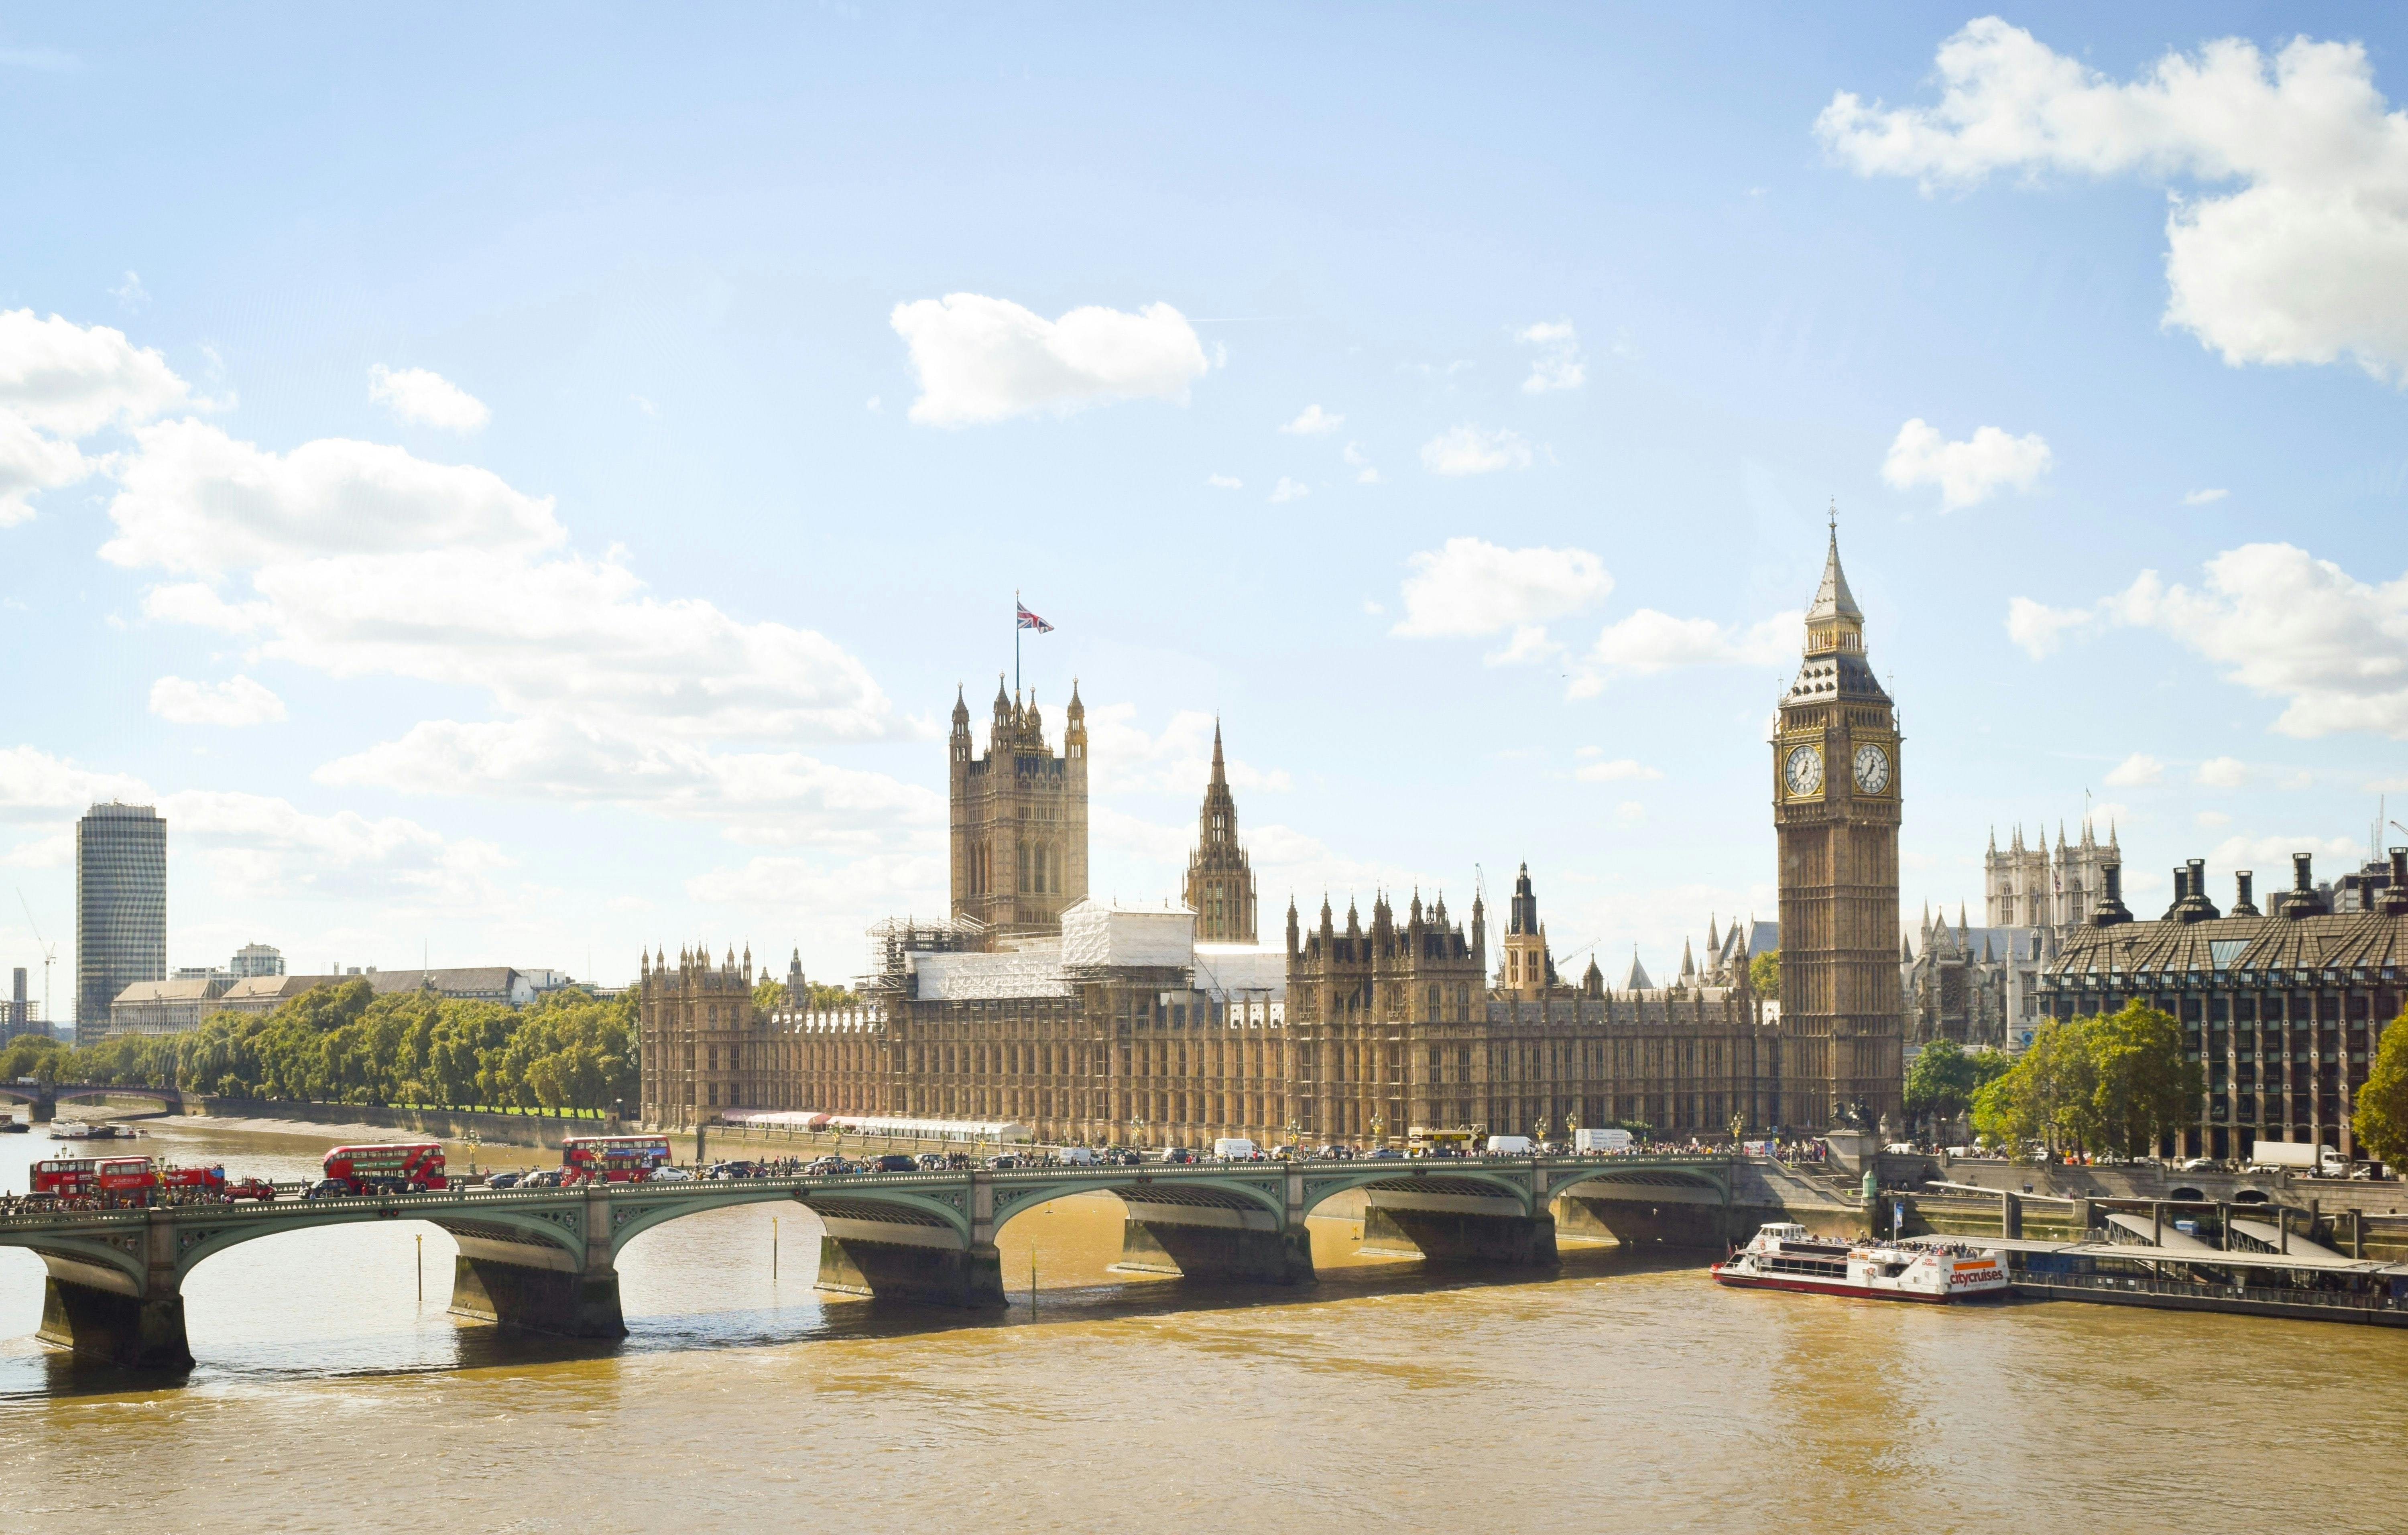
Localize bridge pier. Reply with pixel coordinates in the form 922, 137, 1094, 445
815, 1234, 1006, 1307
442, 1191, 627, 1338
1115, 1210, 1315, 1287
32, 1210, 193, 1369
1365, 1203, 1559, 1265
38, 1275, 192, 1369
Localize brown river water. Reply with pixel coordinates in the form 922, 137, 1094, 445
0, 1118, 2402, 1534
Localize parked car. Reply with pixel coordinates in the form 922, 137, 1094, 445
2178, 1157, 2219, 1172
304, 1178, 350, 1200
917, 1153, 950, 1170
521, 1169, 564, 1188
483, 1171, 523, 1189
648, 1166, 695, 1182
1160, 1147, 1195, 1164
869, 1153, 918, 1173
1363, 1147, 1403, 1161
986, 1154, 1025, 1169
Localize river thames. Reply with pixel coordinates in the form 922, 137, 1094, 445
0, 1118, 2403, 1534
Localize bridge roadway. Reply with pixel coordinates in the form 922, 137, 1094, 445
0, 1153, 1759, 1370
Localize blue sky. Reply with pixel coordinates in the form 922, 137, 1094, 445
2, 5, 2405, 1009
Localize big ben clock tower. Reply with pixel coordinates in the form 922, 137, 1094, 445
1773, 520, 1903, 1131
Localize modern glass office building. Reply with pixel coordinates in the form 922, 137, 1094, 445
76, 801, 166, 1039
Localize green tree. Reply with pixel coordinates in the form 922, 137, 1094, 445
1904, 1039, 2011, 1134
1969, 1003, 2196, 1157
2353, 1010, 2408, 1167
1747, 949, 1779, 996
752, 976, 787, 1012
807, 982, 860, 1011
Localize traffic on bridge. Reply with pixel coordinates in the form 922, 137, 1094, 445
0, 1128, 1764, 1372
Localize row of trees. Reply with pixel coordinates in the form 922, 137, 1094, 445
1967, 1002, 2199, 1158
0, 980, 638, 1113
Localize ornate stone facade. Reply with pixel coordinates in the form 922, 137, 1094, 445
2040, 848, 2408, 1159
1986, 819, 2117, 934
1182, 724, 1256, 943
1773, 529, 1904, 1129
949, 679, 1088, 938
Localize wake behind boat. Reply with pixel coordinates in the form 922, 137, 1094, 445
1711, 1222, 2008, 1303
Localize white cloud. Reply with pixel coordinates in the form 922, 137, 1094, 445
1819, 18, 2408, 382
2196, 810, 2232, 828
2006, 543, 2408, 736
889, 293, 1209, 426
1569, 608, 1797, 695
1207, 474, 1243, 490
1269, 477, 1310, 503
148, 674, 287, 727
1615, 800, 1647, 825
2183, 487, 2229, 505
2196, 755, 2249, 788
1390, 539, 1612, 654
1517, 321, 1586, 392
1880, 418, 2052, 509
0, 410, 88, 525
368, 364, 490, 433
1420, 423, 1533, 476
1279, 404, 1343, 435
0, 746, 149, 821
1342, 442, 1380, 484
110, 272, 148, 313
109, 415, 902, 811
1574, 758, 1662, 783
0, 746, 501, 909
2105, 752, 2164, 787
0, 309, 186, 436
102, 419, 563, 577
2207, 833, 2365, 877
2004, 594, 2095, 659
318, 720, 940, 848
1078, 705, 1290, 797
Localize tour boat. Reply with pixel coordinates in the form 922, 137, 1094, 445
47, 1121, 92, 1141
1710, 1222, 2008, 1303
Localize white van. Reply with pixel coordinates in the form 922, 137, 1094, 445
1212, 1138, 1257, 1161
1484, 1134, 1535, 1156
1058, 1146, 1099, 1166
1574, 1128, 1632, 1154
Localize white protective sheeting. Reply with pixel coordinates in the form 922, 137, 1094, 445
1060, 899, 1196, 970
1192, 944, 1287, 1001
907, 948, 1070, 1000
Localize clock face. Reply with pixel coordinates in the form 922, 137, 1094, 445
1784, 743, 1823, 796
1853, 742, 1891, 794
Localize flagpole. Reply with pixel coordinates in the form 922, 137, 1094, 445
1014, 589, 1021, 700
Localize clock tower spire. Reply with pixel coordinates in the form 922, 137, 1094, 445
1773, 518, 1902, 1131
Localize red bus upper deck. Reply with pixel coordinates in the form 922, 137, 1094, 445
321, 1143, 447, 1193
561, 1135, 672, 1183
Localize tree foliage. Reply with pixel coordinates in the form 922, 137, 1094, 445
1903, 1038, 2010, 1128
1970, 1002, 2200, 1157
1, 983, 637, 1112
2352, 1010, 2408, 1167
1748, 949, 1779, 996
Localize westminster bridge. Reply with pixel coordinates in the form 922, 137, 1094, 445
0, 1152, 1847, 1370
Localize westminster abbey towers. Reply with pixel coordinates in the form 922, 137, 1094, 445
1774, 529, 1904, 1130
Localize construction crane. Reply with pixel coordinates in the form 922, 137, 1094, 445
16, 889, 55, 1031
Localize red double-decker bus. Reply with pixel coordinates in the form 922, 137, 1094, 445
29, 1157, 224, 1207
561, 1135, 671, 1184
321, 1143, 447, 1194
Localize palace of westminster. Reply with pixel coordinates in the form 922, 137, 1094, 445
639, 531, 1916, 1146
639, 522, 2408, 1159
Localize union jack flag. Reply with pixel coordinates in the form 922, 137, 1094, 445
1016, 601, 1054, 633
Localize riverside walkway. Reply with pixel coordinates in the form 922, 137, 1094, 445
2, 1152, 1759, 1368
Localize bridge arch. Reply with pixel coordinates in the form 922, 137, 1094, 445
167, 1199, 585, 1285
1295, 1165, 1538, 1222
986, 1170, 1287, 1242
1543, 1161, 1730, 1205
